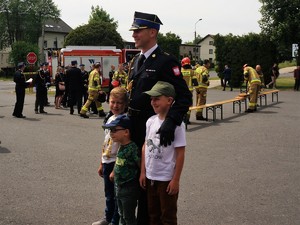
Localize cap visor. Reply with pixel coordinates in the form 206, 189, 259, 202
129, 26, 148, 31
144, 90, 162, 97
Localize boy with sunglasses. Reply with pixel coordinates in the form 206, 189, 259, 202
93, 87, 128, 225
102, 114, 140, 225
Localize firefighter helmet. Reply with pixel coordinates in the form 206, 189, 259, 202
181, 57, 191, 66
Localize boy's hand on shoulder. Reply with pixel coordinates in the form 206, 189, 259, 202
167, 179, 179, 195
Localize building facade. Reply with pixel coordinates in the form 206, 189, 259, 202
198, 34, 215, 63
179, 44, 201, 62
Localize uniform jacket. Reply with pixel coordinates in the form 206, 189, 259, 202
195, 66, 210, 88
244, 67, 261, 84
66, 66, 83, 91
128, 46, 192, 125
34, 70, 47, 90
14, 70, 28, 89
88, 69, 101, 91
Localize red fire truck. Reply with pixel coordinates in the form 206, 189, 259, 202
48, 46, 140, 88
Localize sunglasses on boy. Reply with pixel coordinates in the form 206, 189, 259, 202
110, 127, 127, 133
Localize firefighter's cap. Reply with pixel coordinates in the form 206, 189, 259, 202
102, 114, 132, 131
71, 60, 78, 65
17, 62, 26, 68
144, 81, 176, 98
129, 11, 163, 31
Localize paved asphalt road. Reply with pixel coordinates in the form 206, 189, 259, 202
0, 69, 299, 225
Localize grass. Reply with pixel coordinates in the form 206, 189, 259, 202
279, 60, 297, 69
275, 77, 295, 90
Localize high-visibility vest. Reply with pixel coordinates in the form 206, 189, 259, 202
181, 68, 195, 91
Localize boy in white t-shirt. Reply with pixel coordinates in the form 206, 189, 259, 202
140, 81, 186, 225
93, 87, 128, 225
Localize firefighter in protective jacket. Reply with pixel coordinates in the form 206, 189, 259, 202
181, 57, 197, 124
243, 64, 261, 113
195, 59, 210, 120
80, 63, 106, 118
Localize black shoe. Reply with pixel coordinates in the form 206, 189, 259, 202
196, 116, 206, 121
245, 108, 255, 113
70, 109, 74, 115
40, 111, 47, 114
98, 110, 106, 117
80, 114, 89, 118
16, 115, 26, 118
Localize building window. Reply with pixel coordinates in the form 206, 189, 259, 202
209, 49, 213, 54
44, 41, 47, 48
209, 41, 214, 45
54, 40, 57, 49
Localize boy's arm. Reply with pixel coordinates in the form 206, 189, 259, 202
167, 146, 185, 195
139, 143, 146, 189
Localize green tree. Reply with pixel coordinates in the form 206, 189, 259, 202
0, 0, 60, 48
10, 41, 39, 66
64, 21, 124, 48
259, 0, 300, 64
214, 33, 276, 87
157, 32, 182, 59
88, 5, 118, 29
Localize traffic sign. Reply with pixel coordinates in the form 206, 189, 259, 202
26, 52, 37, 64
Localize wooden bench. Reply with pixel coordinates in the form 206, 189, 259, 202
187, 89, 279, 128
258, 89, 279, 106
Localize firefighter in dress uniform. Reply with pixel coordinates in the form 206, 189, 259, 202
80, 63, 106, 118
181, 57, 197, 124
66, 60, 83, 115
194, 59, 210, 120
243, 64, 261, 113
12, 62, 31, 118
127, 11, 192, 225
34, 63, 48, 114
80, 64, 89, 103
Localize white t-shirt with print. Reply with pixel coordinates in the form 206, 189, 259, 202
145, 115, 186, 181
101, 114, 124, 164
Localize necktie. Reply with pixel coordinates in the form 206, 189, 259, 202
137, 54, 145, 70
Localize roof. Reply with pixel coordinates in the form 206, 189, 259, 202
197, 34, 215, 44
44, 18, 73, 34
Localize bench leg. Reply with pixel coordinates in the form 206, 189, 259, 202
272, 92, 278, 102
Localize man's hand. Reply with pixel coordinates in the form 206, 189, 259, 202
157, 117, 176, 147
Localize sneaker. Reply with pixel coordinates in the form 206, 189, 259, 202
92, 219, 109, 225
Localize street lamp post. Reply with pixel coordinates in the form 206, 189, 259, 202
194, 18, 202, 61
194, 18, 202, 43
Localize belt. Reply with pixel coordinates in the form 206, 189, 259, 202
127, 107, 141, 116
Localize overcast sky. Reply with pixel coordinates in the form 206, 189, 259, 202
52, 0, 262, 43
